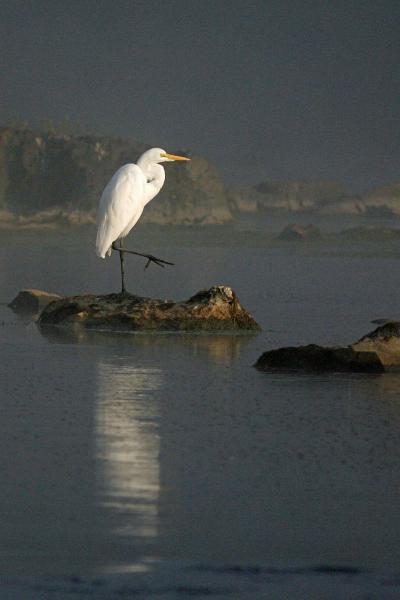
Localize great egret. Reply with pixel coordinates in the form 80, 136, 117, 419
96, 148, 190, 293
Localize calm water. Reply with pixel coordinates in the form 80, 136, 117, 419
1, 217, 400, 596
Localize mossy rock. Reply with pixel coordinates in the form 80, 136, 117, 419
38, 285, 260, 332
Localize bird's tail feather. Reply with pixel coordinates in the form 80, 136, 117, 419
96, 218, 112, 258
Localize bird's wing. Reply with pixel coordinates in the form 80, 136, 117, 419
96, 164, 145, 258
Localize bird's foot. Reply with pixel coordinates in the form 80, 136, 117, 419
111, 243, 174, 269
118, 289, 131, 298
143, 254, 173, 269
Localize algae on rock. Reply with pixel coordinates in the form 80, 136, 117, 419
38, 286, 260, 332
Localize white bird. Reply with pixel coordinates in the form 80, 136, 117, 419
96, 147, 190, 294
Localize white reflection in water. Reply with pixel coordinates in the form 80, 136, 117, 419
95, 361, 162, 538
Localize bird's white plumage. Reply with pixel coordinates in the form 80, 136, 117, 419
96, 147, 189, 261
96, 164, 145, 258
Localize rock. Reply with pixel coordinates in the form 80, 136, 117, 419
150, 156, 232, 225
254, 180, 346, 214
277, 223, 322, 241
226, 188, 259, 214
337, 226, 400, 241
255, 321, 400, 373
362, 182, 400, 217
352, 322, 400, 369
38, 286, 261, 332
0, 127, 233, 227
235, 179, 400, 217
9, 288, 62, 314
317, 197, 364, 216
254, 344, 384, 373
370, 318, 393, 325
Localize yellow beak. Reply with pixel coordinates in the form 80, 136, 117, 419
161, 152, 190, 161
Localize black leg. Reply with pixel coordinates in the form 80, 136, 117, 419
119, 238, 126, 294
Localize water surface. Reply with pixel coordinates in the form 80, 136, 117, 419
1, 216, 400, 593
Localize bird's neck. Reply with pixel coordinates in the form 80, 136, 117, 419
138, 160, 166, 205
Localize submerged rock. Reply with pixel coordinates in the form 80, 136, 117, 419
38, 286, 260, 332
254, 344, 384, 373
277, 223, 322, 241
337, 226, 400, 241
9, 288, 62, 314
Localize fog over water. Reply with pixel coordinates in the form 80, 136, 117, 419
1, 0, 400, 189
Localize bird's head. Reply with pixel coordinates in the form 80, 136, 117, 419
140, 147, 190, 165
159, 149, 190, 163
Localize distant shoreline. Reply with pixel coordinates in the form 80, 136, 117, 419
1, 126, 399, 227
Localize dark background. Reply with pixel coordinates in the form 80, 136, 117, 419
1, 0, 399, 190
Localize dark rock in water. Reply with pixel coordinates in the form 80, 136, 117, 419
337, 226, 400, 241
277, 223, 322, 241
255, 321, 400, 373
370, 318, 393, 325
254, 344, 384, 373
9, 288, 62, 314
38, 286, 260, 332
352, 322, 400, 369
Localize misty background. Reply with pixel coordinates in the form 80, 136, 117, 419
1, 0, 399, 191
